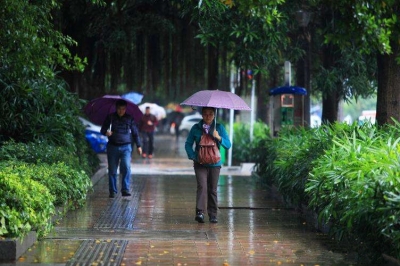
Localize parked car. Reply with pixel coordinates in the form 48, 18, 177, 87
171, 113, 202, 137
79, 117, 108, 153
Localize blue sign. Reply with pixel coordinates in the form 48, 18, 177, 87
269, 86, 307, 96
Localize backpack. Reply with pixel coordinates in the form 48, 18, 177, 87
198, 130, 221, 164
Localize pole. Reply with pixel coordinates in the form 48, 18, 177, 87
228, 64, 235, 167
250, 79, 255, 142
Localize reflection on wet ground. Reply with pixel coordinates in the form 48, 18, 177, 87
2, 135, 357, 265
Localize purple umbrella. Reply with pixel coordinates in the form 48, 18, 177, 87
180, 90, 251, 110
84, 95, 143, 125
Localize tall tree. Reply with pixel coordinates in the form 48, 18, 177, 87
309, 0, 399, 125
0, 0, 90, 147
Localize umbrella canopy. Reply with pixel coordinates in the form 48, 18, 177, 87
139, 102, 167, 120
180, 90, 251, 110
122, 91, 144, 104
269, 86, 307, 96
84, 95, 143, 125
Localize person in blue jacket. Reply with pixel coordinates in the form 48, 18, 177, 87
101, 99, 142, 198
185, 107, 231, 223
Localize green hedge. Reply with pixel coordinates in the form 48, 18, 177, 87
0, 138, 99, 176
0, 139, 96, 239
254, 122, 400, 262
0, 31, 98, 240
0, 160, 92, 239
0, 170, 55, 238
231, 121, 270, 165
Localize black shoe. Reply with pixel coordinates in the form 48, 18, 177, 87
209, 216, 218, 223
122, 191, 131, 197
109, 192, 116, 198
195, 212, 205, 223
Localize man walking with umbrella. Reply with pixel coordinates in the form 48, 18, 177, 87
101, 99, 142, 198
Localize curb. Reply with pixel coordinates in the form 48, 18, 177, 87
91, 165, 108, 186
0, 232, 37, 262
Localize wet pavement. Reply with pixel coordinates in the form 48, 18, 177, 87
1, 134, 358, 265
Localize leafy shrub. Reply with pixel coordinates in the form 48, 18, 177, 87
253, 136, 277, 186
0, 78, 100, 175
0, 161, 92, 207
0, 139, 99, 176
231, 121, 270, 164
0, 160, 92, 238
253, 122, 400, 261
46, 162, 92, 208
306, 123, 400, 261
0, 171, 55, 238
272, 124, 343, 205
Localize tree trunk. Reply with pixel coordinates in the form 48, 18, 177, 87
136, 33, 145, 93
265, 66, 280, 129
220, 46, 228, 90
171, 30, 178, 99
296, 28, 311, 127
92, 40, 106, 97
179, 21, 187, 96
149, 34, 160, 97
194, 38, 206, 91
256, 73, 268, 123
125, 32, 134, 93
320, 42, 339, 123
207, 44, 219, 90
146, 35, 154, 96
185, 23, 194, 91
321, 90, 339, 123
163, 33, 171, 99
109, 51, 120, 94
376, 40, 400, 126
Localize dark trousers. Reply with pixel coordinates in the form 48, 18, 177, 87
194, 162, 221, 217
141, 131, 154, 155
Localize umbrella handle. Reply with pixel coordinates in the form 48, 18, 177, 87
215, 109, 217, 128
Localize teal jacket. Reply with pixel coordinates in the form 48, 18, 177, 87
185, 120, 231, 167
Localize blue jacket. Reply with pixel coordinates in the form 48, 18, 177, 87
101, 113, 142, 147
185, 120, 231, 167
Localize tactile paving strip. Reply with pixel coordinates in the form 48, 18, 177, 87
66, 239, 128, 266
94, 176, 145, 229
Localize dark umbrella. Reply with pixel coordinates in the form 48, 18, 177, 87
84, 95, 143, 125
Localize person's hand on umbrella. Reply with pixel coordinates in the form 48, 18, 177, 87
213, 130, 222, 142
106, 130, 113, 137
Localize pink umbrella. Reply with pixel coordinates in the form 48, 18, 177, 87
84, 95, 143, 125
180, 90, 251, 110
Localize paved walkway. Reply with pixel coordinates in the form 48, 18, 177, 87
2, 135, 358, 265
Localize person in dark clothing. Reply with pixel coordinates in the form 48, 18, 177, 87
139, 106, 158, 159
173, 111, 184, 139
101, 99, 142, 198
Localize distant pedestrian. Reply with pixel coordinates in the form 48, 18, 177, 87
173, 111, 184, 139
139, 106, 158, 159
184, 107, 231, 223
101, 99, 142, 198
